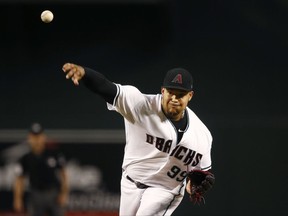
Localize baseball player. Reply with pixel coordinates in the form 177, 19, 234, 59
62, 63, 214, 215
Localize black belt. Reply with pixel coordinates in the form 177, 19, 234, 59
126, 175, 150, 189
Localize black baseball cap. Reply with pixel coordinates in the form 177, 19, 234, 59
162, 68, 193, 91
29, 122, 44, 135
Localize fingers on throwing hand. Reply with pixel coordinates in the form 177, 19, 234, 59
62, 63, 73, 73
62, 63, 81, 85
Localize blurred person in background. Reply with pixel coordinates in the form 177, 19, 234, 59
13, 122, 69, 216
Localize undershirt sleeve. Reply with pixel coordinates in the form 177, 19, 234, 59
82, 67, 117, 104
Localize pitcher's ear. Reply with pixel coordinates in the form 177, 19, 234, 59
188, 91, 194, 101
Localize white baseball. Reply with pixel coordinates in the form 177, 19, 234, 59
41, 10, 54, 23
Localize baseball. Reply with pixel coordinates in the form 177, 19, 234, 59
41, 10, 54, 23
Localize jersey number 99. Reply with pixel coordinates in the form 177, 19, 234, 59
167, 165, 187, 182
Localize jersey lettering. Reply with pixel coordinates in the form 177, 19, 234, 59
173, 146, 187, 160
192, 153, 203, 166
146, 133, 203, 167
169, 144, 202, 167
146, 134, 172, 153
183, 149, 196, 165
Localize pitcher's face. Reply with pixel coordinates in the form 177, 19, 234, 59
161, 88, 193, 121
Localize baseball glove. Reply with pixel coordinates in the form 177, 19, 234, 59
187, 169, 215, 204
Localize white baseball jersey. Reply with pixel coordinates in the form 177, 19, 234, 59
107, 84, 212, 191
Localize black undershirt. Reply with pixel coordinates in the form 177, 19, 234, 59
82, 67, 117, 104
171, 110, 188, 144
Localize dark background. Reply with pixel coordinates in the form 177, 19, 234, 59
1, 0, 288, 215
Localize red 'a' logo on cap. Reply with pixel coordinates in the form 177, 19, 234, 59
171, 74, 183, 84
